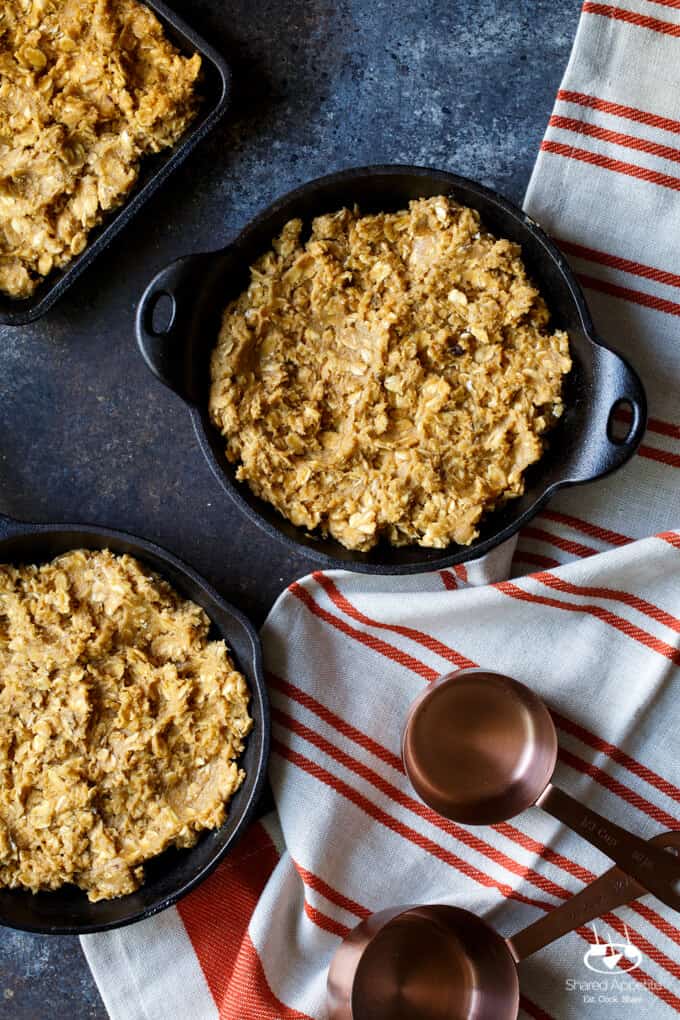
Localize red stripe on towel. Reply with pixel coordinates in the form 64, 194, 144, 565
519, 526, 600, 558
534, 571, 680, 633
178, 824, 312, 1020
550, 112, 680, 162
557, 89, 680, 134
538, 510, 632, 546
577, 270, 680, 318
495, 580, 680, 666
541, 139, 680, 192
558, 237, 680, 291
583, 2, 680, 39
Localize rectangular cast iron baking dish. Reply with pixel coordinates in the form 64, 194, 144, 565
0, 0, 230, 327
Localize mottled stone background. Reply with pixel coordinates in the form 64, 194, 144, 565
0, 1, 580, 1015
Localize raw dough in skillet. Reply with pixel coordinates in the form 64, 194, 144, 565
210, 196, 571, 551
0, 550, 252, 902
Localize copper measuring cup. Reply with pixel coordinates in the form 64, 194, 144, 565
327, 830, 680, 1020
402, 669, 680, 912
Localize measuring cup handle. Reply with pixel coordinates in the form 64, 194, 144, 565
507, 868, 640, 962
536, 784, 680, 914
508, 829, 680, 962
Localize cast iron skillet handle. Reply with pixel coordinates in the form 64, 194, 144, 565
582, 342, 647, 481
136, 252, 215, 402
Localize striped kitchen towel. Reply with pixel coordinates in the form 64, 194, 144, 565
82, 2, 680, 1018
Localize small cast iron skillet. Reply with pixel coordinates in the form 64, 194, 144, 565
136, 165, 647, 575
0, 0, 230, 327
0, 512, 269, 934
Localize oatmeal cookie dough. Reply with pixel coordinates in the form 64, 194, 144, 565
0, 0, 202, 299
210, 196, 572, 551
0, 550, 252, 901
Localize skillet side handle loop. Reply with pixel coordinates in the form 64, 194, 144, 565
586, 342, 647, 481
136, 253, 213, 402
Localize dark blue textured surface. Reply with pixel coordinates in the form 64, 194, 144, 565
0, 1, 580, 1015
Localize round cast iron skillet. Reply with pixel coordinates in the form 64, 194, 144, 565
136, 165, 647, 574
0, 512, 269, 934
